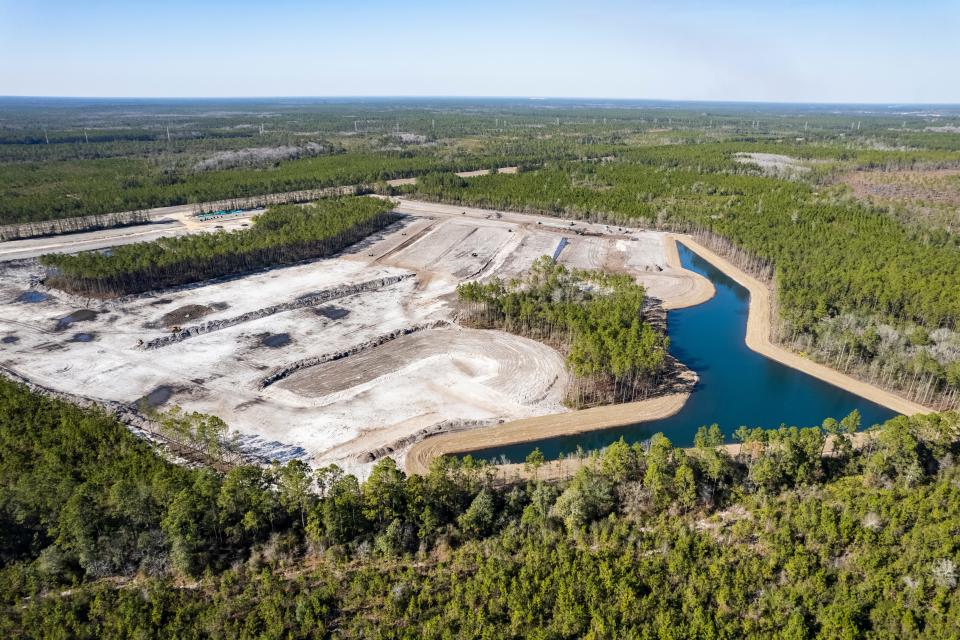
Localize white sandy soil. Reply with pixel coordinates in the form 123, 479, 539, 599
0, 201, 700, 477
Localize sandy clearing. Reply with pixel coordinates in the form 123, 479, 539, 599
673, 234, 930, 416
555, 233, 607, 270
648, 235, 714, 310
734, 152, 812, 176
383, 220, 518, 280
0, 255, 456, 474
493, 232, 560, 279
1, 195, 712, 480
455, 169, 494, 178
455, 167, 519, 178
273, 326, 569, 471
278, 326, 567, 408
384, 167, 518, 187
120, 259, 410, 334
388, 199, 711, 311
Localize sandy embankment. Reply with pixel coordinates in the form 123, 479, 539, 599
658, 234, 715, 310
404, 391, 692, 475
404, 235, 714, 475
673, 234, 930, 417
406, 233, 931, 476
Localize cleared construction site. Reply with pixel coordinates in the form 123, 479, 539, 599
0, 198, 711, 477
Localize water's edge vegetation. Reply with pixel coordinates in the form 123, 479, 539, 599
467, 240, 900, 464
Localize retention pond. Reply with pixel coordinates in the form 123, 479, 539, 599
472, 242, 897, 463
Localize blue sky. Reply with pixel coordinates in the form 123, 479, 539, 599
1, 0, 957, 103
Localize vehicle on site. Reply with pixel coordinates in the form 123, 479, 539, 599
197, 208, 244, 222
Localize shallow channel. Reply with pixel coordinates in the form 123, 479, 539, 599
471, 242, 897, 463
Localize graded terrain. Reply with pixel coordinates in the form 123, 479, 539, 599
0, 198, 707, 476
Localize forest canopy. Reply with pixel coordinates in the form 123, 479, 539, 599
0, 378, 958, 638
39, 196, 398, 297
457, 256, 670, 406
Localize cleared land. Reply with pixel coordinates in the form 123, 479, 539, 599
1, 198, 701, 477
842, 168, 960, 232
734, 152, 815, 176
844, 168, 960, 206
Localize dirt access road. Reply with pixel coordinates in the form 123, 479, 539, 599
0, 208, 260, 261
0, 168, 519, 262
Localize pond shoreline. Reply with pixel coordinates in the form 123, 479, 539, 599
406, 233, 929, 475
675, 234, 930, 417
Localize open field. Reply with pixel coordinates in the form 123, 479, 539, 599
0, 198, 700, 477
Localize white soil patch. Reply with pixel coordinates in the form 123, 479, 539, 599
1, 199, 695, 478
734, 152, 812, 176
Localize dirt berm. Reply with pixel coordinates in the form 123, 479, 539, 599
143, 274, 412, 349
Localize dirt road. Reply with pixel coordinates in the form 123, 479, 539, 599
0, 209, 259, 261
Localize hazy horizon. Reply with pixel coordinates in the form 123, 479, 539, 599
2, 96, 959, 109
1, 0, 958, 103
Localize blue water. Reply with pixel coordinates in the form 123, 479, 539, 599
472, 242, 897, 463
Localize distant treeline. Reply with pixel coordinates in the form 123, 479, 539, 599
40, 197, 397, 298
0, 154, 445, 225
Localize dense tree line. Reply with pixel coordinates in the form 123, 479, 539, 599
1, 378, 958, 637
457, 257, 669, 406
0, 153, 447, 224
40, 197, 397, 297
413, 149, 960, 409
0, 209, 152, 241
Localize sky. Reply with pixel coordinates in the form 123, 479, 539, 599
1, 0, 958, 103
